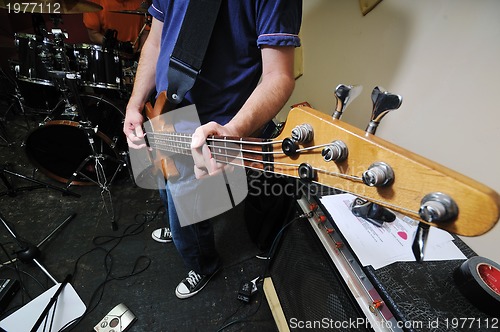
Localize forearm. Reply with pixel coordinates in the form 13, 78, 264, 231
127, 45, 158, 110
87, 29, 104, 45
226, 72, 295, 137
224, 46, 296, 138
126, 21, 161, 112
123, 19, 162, 147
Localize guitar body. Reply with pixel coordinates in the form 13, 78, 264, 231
144, 91, 180, 181
273, 106, 500, 236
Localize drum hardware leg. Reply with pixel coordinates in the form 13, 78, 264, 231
121, 151, 137, 186
0, 210, 76, 285
0, 164, 80, 198
63, 152, 123, 230
0, 119, 9, 146
0, 72, 35, 144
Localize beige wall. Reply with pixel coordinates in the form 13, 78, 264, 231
280, 0, 500, 263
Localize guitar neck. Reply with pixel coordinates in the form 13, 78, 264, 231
146, 131, 273, 171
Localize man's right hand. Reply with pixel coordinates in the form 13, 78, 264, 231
123, 108, 147, 149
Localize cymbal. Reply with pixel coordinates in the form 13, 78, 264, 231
110, 1, 149, 15
110, 8, 148, 15
0, 0, 102, 14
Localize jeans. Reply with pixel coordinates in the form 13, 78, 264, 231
159, 153, 221, 276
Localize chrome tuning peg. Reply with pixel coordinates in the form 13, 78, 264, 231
365, 86, 402, 135
419, 192, 458, 223
333, 84, 363, 119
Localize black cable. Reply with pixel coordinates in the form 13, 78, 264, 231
58, 208, 160, 331
215, 211, 308, 332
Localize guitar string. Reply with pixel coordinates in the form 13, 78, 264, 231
147, 139, 363, 182
147, 132, 335, 155
147, 132, 281, 155
150, 133, 327, 153
147, 147, 418, 217
146, 135, 420, 216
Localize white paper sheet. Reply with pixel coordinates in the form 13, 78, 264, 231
0, 282, 86, 332
320, 194, 466, 269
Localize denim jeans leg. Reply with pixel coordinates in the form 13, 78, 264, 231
166, 185, 221, 275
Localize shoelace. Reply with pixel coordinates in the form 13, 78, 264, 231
161, 228, 171, 238
186, 270, 203, 288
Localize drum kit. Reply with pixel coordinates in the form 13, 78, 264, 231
1, 0, 152, 190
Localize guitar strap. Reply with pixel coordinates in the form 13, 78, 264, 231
167, 0, 222, 105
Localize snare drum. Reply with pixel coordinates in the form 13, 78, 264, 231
73, 44, 122, 90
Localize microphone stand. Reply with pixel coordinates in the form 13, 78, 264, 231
0, 164, 80, 198
0, 211, 75, 284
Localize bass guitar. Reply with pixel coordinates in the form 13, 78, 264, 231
141, 87, 500, 237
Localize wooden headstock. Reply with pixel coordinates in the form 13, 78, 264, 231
272, 105, 500, 236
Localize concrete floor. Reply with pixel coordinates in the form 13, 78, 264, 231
0, 80, 279, 331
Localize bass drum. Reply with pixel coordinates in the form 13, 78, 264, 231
25, 95, 127, 185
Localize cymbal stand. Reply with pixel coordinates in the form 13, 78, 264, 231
49, 27, 125, 229
0, 68, 32, 147
132, 13, 152, 50
0, 112, 8, 146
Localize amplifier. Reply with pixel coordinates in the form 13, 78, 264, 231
266, 194, 497, 332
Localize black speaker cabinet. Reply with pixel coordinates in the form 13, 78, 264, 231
265, 195, 498, 332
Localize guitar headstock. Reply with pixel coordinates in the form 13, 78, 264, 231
272, 88, 500, 236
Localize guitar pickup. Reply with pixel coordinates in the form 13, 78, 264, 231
351, 198, 396, 227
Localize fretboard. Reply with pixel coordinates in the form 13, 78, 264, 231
146, 131, 274, 171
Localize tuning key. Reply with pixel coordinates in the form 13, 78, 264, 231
322, 140, 348, 162
333, 84, 363, 119
419, 192, 458, 223
365, 86, 402, 135
362, 162, 394, 187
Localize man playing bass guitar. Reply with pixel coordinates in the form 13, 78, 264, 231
123, 0, 302, 299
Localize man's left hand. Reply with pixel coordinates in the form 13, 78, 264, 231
191, 122, 238, 179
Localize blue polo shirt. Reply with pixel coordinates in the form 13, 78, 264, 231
149, 0, 302, 125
